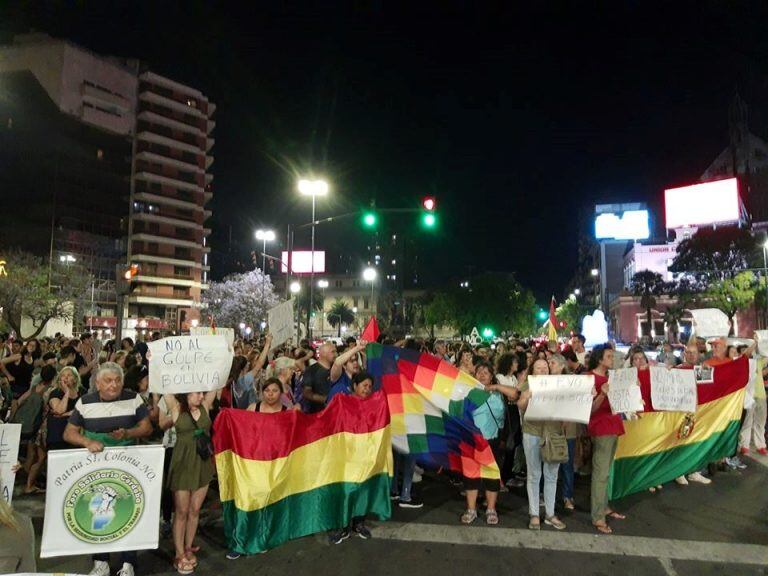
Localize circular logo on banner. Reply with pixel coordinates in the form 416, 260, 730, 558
63, 469, 144, 544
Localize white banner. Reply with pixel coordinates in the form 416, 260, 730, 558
650, 366, 697, 412
690, 308, 730, 338
190, 326, 235, 349
756, 330, 768, 357
148, 335, 232, 394
268, 299, 296, 349
524, 375, 595, 424
607, 367, 644, 414
41, 445, 164, 558
0, 423, 21, 504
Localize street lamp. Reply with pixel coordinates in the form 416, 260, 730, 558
762, 239, 768, 327
290, 281, 301, 342
363, 267, 377, 318
317, 279, 329, 337
574, 288, 581, 295
298, 178, 329, 340
255, 229, 276, 272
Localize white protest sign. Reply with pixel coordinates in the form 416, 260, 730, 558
756, 330, 768, 357
690, 308, 730, 338
41, 445, 164, 557
0, 423, 21, 504
650, 366, 697, 412
607, 367, 644, 414
148, 335, 232, 394
268, 299, 296, 349
190, 326, 235, 349
524, 375, 595, 424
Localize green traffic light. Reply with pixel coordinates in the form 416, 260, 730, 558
482, 327, 494, 339
422, 212, 437, 228
362, 212, 377, 228
537, 310, 547, 321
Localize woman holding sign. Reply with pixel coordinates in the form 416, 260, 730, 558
164, 389, 217, 574
586, 345, 626, 535
516, 358, 567, 531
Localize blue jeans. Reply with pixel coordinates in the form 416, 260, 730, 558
522, 433, 559, 518
559, 438, 576, 500
392, 451, 416, 501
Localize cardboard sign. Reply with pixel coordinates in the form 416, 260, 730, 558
190, 326, 235, 349
524, 375, 595, 424
41, 445, 164, 558
607, 367, 644, 414
650, 366, 697, 412
0, 423, 21, 504
694, 364, 714, 384
148, 335, 232, 394
690, 308, 730, 338
268, 299, 296, 349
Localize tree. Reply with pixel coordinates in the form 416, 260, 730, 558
631, 271, 668, 343
326, 298, 355, 333
423, 292, 455, 337
670, 226, 757, 287
203, 268, 280, 330
704, 271, 758, 335
557, 295, 584, 334
0, 250, 91, 339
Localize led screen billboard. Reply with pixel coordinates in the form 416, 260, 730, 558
281, 251, 326, 274
594, 209, 650, 240
664, 178, 740, 228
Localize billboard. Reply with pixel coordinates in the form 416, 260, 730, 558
281, 251, 326, 274
664, 178, 740, 229
595, 209, 650, 240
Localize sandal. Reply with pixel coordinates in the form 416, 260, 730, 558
563, 498, 575, 511
485, 509, 499, 525
545, 516, 566, 530
461, 509, 478, 524
528, 516, 541, 531
174, 557, 194, 575
184, 549, 198, 568
607, 511, 626, 520
593, 521, 612, 535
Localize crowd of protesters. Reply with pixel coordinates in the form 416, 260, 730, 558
0, 329, 766, 575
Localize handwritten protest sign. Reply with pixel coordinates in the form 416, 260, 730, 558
190, 326, 235, 349
268, 299, 296, 349
607, 367, 644, 414
148, 335, 232, 394
756, 330, 768, 357
524, 375, 594, 424
690, 308, 730, 338
0, 423, 21, 504
650, 366, 697, 412
41, 445, 164, 557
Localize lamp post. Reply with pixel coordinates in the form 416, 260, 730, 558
290, 281, 301, 342
255, 229, 276, 272
298, 179, 328, 340
763, 240, 768, 328
363, 267, 377, 321
318, 279, 329, 337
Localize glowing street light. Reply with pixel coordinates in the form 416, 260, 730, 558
255, 229, 276, 271
317, 279, 329, 289
590, 268, 599, 277
298, 178, 329, 340
289, 281, 301, 294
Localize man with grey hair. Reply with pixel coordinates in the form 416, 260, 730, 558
64, 361, 152, 576
302, 341, 337, 413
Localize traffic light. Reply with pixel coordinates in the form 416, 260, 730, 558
421, 196, 437, 229
482, 327, 494, 340
116, 263, 140, 295
537, 309, 548, 321
362, 211, 378, 229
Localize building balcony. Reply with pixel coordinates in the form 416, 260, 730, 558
208, 102, 216, 116
207, 119, 216, 133
134, 171, 204, 194
205, 155, 214, 170
137, 131, 202, 155
127, 294, 197, 307
138, 110, 204, 137
131, 253, 203, 269
135, 151, 203, 175
134, 274, 207, 289
132, 211, 202, 230
82, 83, 132, 112
139, 90, 206, 120
139, 71, 207, 102
131, 232, 202, 250
133, 191, 203, 212
206, 137, 214, 151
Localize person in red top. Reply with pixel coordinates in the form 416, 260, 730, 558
586, 345, 626, 535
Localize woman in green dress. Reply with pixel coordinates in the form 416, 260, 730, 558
164, 390, 217, 574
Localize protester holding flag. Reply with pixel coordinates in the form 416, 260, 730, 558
586, 345, 626, 535
163, 389, 218, 574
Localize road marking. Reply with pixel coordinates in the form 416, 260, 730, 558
658, 558, 680, 576
374, 522, 768, 566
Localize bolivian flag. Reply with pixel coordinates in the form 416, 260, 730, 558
608, 356, 749, 499
213, 391, 393, 554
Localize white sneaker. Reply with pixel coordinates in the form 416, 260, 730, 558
412, 472, 423, 483
686, 472, 712, 485
674, 475, 689, 486
116, 563, 135, 576
88, 561, 110, 576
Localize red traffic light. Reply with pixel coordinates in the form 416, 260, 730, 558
422, 196, 436, 211
123, 264, 140, 280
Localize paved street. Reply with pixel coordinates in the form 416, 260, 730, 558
18, 453, 768, 576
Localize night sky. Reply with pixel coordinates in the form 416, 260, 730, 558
4, 2, 768, 303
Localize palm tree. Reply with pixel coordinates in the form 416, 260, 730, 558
631, 271, 668, 343
326, 298, 355, 337
664, 302, 686, 344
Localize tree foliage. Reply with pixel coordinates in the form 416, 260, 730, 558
631, 271, 669, 342
704, 271, 760, 335
326, 298, 355, 328
0, 249, 91, 339
670, 226, 757, 286
556, 295, 583, 334
203, 268, 280, 330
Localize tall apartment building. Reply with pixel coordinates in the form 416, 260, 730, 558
0, 33, 214, 336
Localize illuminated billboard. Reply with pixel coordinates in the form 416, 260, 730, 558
281, 251, 326, 274
594, 209, 650, 240
664, 178, 741, 228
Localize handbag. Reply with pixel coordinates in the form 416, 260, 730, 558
192, 411, 214, 460
542, 430, 568, 463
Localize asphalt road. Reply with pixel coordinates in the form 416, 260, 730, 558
17, 452, 768, 576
